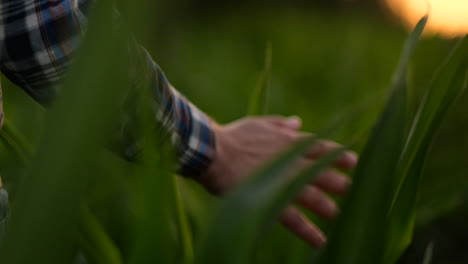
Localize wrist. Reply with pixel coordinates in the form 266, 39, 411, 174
198, 122, 231, 194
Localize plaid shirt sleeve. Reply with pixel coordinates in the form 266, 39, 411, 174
136, 47, 216, 177
0, 0, 216, 177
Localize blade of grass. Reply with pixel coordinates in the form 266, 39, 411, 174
317, 16, 428, 264
248, 41, 272, 116
195, 136, 345, 264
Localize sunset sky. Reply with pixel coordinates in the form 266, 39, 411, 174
384, 0, 468, 37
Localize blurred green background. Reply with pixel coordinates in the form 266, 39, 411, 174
1, 0, 467, 263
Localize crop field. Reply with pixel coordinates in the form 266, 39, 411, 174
0, 1, 467, 264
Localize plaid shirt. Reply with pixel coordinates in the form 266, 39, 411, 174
0, 0, 216, 177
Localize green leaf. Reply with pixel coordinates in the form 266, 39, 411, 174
0, 0, 130, 263
129, 140, 178, 264
0, 119, 33, 163
317, 16, 428, 264
117, 1, 189, 263
248, 41, 272, 116
195, 136, 344, 264
384, 36, 468, 263
173, 176, 195, 264
77, 206, 123, 264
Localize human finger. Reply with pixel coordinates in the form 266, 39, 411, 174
266, 121, 358, 171
280, 205, 327, 248
263, 115, 303, 131
305, 139, 358, 171
296, 185, 339, 220
264, 118, 358, 170
286, 157, 350, 196
313, 169, 351, 196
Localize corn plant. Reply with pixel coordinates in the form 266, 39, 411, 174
195, 16, 468, 264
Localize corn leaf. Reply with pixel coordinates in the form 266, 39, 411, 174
129, 140, 178, 264
384, 37, 468, 263
173, 175, 195, 264
77, 206, 123, 264
316, 16, 428, 264
0, 119, 33, 163
0, 0, 130, 263
248, 41, 272, 116
115, 0, 193, 263
195, 137, 344, 264
127, 82, 179, 263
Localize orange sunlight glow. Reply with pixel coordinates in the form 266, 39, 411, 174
384, 0, 468, 37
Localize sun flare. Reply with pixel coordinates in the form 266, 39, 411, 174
384, 0, 468, 37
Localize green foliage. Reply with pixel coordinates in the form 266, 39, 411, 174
316, 15, 427, 264
0, 120, 33, 163
78, 205, 123, 264
173, 176, 195, 264
384, 36, 468, 264
0, 0, 129, 262
196, 136, 344, 264
248, 41, 272, 116
0, 1, 466, 264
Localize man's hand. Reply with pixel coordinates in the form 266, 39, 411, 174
198, 116, 358, 248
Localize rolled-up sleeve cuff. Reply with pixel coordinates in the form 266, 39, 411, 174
172, 89, 216, 178
139, 45, 216, 178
